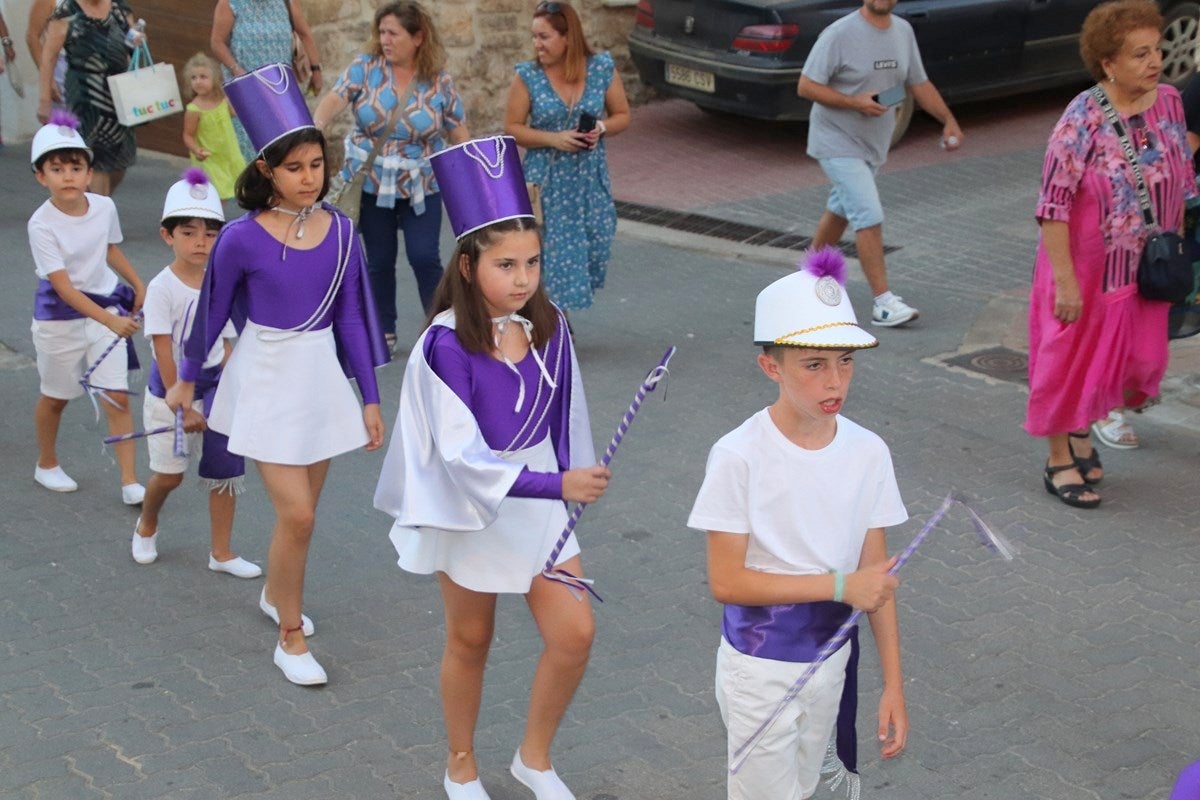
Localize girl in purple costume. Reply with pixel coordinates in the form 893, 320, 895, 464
375, 217, 610, 800
168, 128, 386, 687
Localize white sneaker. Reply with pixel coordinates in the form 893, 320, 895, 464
510, 751, 576, 800
35, 465, 78, 492
131, 518, 158, 564
871, 295, 919, 327
208, 554, 263, 579
444, 771, 493, 800
121, 483, 146, 505
259, 588, 314, 636
273, 643, 327, 685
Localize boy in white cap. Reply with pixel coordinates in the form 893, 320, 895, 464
131, 168, 258, 576
688, 246, 909, 800
28, 110, 145, 502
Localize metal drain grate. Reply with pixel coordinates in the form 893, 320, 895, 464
615, 200, 898, 257
942, 346, 1028, 386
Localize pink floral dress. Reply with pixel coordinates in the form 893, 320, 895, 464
1025, 85, 1196, 437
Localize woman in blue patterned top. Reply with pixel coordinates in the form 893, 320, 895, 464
504, 0, 630, 319
315, 1, 469, 351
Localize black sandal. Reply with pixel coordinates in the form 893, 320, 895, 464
1043, 462, 1101, 509
1068, 431, 1103, 485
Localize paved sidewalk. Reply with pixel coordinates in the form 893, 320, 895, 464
1, 97, 1199, 800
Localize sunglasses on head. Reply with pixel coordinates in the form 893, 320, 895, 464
536, 1, 564, 13
1128, 114, 1157, 152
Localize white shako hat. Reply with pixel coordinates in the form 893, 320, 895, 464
30, 110, 93, 170
161, 168, 225, 223
753, 246, 878, 349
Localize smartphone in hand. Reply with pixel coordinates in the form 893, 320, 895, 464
578, 112, 597, 133
872, 85, 907, 107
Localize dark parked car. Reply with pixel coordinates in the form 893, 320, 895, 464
629, 0, 1200, 143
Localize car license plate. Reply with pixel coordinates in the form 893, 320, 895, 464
665, 63, 715, 93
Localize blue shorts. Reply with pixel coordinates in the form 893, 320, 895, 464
818, 157, 884, 231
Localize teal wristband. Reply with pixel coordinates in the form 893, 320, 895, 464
832, 571, 845, 603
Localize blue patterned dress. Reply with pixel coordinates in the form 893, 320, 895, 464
222, 0, 294, 160
516, 53, 617, 311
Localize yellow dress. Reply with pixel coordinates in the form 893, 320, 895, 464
187, 99, 246, 200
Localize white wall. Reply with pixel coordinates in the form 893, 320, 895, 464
1, 0, 44, 146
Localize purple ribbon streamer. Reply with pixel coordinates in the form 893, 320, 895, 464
541, 346, 677, 601
729, 493, 1015, 774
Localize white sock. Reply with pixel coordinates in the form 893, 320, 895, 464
874, 290, 896, 305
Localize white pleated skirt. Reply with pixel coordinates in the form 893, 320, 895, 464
390, 436, 578, 594
208, 320, 368, 464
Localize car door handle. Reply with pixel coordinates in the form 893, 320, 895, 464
901, 10, 928, 20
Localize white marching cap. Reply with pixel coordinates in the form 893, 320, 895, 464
161, 168, 225, 223
754, 246, 878, 349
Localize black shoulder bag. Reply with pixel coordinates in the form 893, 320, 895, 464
1090, 85, 1196, 304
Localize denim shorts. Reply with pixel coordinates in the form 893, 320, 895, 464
818, 157, 884, 230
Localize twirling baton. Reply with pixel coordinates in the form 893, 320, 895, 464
729, 493, 1016, 774
79, 310, 143, 418
541, 346, 677, 602
103, 407, 187, 458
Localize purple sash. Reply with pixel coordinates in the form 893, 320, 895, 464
146, 361, 243, 481
724, 600, 860, 774
33, 280, 141, 371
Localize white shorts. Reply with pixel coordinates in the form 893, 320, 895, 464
142, 392, 199, 474
716, 635, 851, 800
31, 315, 129, 401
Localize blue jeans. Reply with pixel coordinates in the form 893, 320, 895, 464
357, 190, 444, 333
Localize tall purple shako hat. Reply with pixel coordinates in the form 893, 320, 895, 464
429, 136, 534, 239
224, 64, 314, 157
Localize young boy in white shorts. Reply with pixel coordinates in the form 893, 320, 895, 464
28, 112, 145, 503
130, 170, 258, 577
688, 247, 910, 799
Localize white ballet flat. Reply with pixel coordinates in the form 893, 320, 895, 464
510, 751, 575, 800
272, 643, 327, 685
259, 588, 314, 636
444, 771, 492, 800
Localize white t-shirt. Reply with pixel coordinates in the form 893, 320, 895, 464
143, 267, 232, 370
28, 193, 122, 295
688, 408, 908, 575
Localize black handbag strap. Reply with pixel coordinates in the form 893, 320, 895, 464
1089, 84, 1158, 230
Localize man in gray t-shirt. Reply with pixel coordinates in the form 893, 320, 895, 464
798, 0, 963, 328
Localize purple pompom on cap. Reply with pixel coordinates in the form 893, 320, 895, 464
48, 109, 81, 132
183, 167, 210, 186
802, 245, 847, 285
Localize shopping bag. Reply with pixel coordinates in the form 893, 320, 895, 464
106, 43, 183, 126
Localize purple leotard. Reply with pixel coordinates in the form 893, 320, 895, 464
180, 213, 380, 404
424, 320, 574, 500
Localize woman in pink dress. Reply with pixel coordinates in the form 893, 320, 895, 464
1026, 0, 1196, 509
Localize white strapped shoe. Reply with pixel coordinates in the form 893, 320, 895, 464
444, 771, 492, 800
208, 554, 263, 579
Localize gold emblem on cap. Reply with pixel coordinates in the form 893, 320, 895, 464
814, 275, 841, 306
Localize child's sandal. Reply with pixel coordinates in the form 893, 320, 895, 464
1043, 462, 1101, 509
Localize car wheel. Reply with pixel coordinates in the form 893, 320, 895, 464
889, 92, 914, 150
1161, 3, 1200, 88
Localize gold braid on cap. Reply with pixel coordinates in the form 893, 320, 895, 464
774, 321, 876, 348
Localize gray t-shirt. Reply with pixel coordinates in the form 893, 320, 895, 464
802, 11, 928, 165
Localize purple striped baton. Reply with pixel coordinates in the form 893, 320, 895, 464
102, 407, 186, 458
729, 493, 1016, 774
79, 310, 143, 417
542, 346, 677, 601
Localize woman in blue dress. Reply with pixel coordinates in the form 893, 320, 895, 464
211, 0, 322, 161
504, 0, 630, 317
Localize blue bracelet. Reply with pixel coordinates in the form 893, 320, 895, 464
832, 571, 845, 603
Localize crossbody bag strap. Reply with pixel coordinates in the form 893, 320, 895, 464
1090, 84, 1157, 229
361, 79, 418, 176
